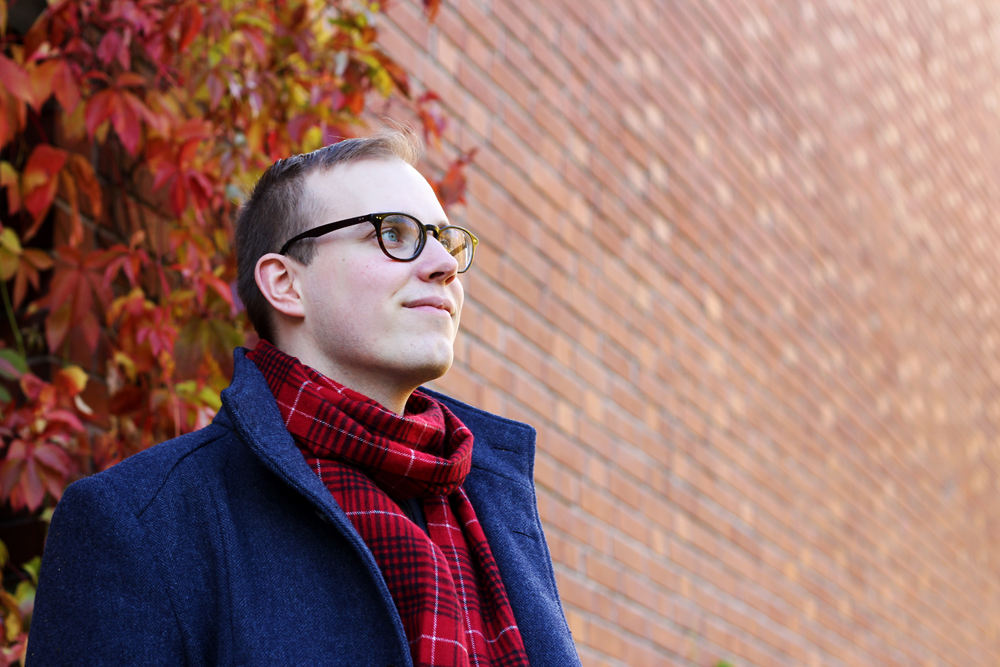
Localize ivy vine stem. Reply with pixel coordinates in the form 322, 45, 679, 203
0, 278, 26, 360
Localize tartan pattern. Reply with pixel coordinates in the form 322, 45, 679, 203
248, 341, 530, 667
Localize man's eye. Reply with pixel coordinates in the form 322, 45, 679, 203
382, 228, 400, 243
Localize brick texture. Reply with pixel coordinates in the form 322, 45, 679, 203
386, 0, 1000, 664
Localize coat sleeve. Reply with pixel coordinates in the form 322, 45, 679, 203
26, 476, 186, 666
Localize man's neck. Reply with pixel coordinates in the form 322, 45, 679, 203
268, 340, 412, 415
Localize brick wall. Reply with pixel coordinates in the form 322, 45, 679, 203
382, 0, 1000, 665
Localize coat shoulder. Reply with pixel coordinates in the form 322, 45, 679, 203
70, 421, 237, 517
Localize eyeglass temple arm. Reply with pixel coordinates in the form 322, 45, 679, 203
278, 216, 372, 255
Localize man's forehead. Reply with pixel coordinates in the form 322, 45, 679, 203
302, 158, 443, 222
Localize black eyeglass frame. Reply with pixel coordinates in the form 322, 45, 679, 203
277, 212, 479, 273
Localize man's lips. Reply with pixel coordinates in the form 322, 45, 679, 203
403, 296, 455, 315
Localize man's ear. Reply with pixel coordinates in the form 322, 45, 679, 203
255, 253, 306, 319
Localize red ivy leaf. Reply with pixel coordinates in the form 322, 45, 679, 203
111, 92, 142, 155
423, 0, 441, 22
373, 51, 410, 98
416, 91, 446, 148
21, 144, 69, 236
96, 29, 131, 69
44, 301, 72, 352
179, 5, 203, 52
85, 88, 116, 136
51, 58, 81, 112
40, 245, 113, 351
433, 149, 477, 209
0, 54, 35, 107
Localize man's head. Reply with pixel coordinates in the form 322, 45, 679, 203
236, 131, 422, 343
235, 130, 471, 412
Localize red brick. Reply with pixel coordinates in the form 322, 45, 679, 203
490, 59, 533, 110
378, 0, 1000, 663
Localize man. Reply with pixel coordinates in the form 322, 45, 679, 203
28, 130, 581, 666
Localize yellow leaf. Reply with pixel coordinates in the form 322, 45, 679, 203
302, 125, 323, 153
62, 102, 87, 142
1, 590, 22, 642
113, 350, 137, 382
370, 65, 393, 97
0, 161, 19, 213
197, 386, 222, 411
58, 365, 88, 393
0, 227, 21, 281
290, 81, 309, 107
0, 226, 21, 253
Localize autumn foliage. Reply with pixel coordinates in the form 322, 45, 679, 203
0, 0, 457, 658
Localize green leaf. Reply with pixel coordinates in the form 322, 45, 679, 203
0, 538, 9, 570
0, 348, 28, 380
233, 12, 273, 31
22, 555, 41, 584
14, 580, 35, 606
196, 386, 222, 411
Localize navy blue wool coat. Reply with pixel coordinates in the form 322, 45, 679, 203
27, 349, 581, 667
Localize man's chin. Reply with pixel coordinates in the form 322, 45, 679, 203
401, 353, 455, 389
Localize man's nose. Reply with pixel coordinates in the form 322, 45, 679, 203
419, 234, 460, 282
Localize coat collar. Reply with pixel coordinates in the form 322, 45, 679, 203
216, 348, 537, 488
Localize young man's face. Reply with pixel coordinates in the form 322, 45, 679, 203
289, 158, 464, 405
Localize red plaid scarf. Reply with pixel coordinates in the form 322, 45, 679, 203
248, 341, 530, 667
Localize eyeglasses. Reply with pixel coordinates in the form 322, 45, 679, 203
278, 212, 479, 273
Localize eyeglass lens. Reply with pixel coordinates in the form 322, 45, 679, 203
379, 215, 423, 260
438, 227, 472, 271
379, 215, 474, 272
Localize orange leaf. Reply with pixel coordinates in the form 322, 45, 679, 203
344, 89, 364, 115
59, 169, 84, 247
67, 153, 102, 219
28, 59, 58, 110
23, 247, 52, 271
